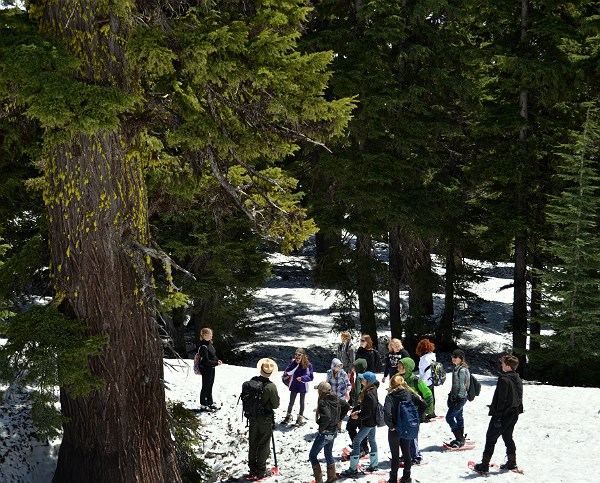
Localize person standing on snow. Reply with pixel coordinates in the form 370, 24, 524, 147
326, 358, 351, 432
382, 338, 410, 384
445, 349, 469, 448
384, 375, 428, 483
473, 354, 523, 473
246, 358, 280, 480
415, 338, 438, 417
197, 327, 222, 411
346, 358, 370, 457
281, 347, 314, 426
337, 331, 355, 374
309, 381, 351, 483
396, 357, 433, 464
355, 334, 381, 373
340, 371, 380, 477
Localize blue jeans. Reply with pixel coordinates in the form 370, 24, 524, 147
445, 399, 466, 431
309, 431, 337, 465
351, 425, 377, 456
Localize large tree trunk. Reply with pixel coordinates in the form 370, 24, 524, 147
388, 225, 403, 339
439, 242, 456, 350
512, 0, 530, 377
356, 234, 377, 348
41, 2, 181, 482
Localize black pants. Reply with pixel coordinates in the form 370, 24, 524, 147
483, 411, 519, 457
200, 368, 215, 406
388, 429, 411, 479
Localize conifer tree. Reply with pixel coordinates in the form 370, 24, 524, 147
0, 1, 353, 481
533, 108, 600, 385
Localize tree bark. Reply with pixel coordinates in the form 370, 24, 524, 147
41, 2, 181, 482
439, 242, 456, 350
388, 225, 403, 339
356, 234, 377, 348
512, 0, 530, 376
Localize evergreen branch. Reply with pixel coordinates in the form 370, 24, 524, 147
278, 125, 332, 153
132, 240, 197, 284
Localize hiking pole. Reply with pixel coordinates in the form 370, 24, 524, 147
271, 430, 279, 476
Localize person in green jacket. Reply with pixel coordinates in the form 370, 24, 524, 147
396, 357, 434, 464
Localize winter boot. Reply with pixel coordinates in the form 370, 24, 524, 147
500, 454, 518, 470
281, 413, 292, 424
387, 471, 397, 483
325, 463, 337, 483
400, 472, 412, 483
449, 428, 465, 448
312, 464, 323, 483
360, 440, 369, 457
340, 455, 360, 476
365, 452, 379, 471
295, 415, 306, 426
473, 454, 492, 473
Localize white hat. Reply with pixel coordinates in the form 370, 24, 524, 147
257, 358, 278, 378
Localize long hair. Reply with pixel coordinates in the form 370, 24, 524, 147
388, 375, 422, 400
358, 380, 373, 404
389, 338, 404, 352
361, 334, 373, 350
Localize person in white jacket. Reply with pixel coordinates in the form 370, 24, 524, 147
415, 338, 437, 418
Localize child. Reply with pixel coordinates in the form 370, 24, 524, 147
281, 347, 314, 426
309, 381, 351, 483
396, 357, 433, 463
445, 349, 469, 448
346, 358, 370, 457
382, 338, 410, 383
341, 372, 379, 476
415, 338, 437, 417
355, 334, 381, 373
384, 375, 428, 483
197, 327, 222, 411
326, 358, 351, 431
473, 354, 523, 472
337, 331, 355, 374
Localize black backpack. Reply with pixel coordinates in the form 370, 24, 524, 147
239, 378, 271, 422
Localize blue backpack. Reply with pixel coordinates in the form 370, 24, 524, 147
395, 398, 420, 440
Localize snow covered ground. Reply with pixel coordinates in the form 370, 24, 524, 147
1, 250, 600, 482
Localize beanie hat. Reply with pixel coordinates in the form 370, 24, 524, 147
257, 358, 278, 378
331, 358, 343, 369
452, 349, 466, 361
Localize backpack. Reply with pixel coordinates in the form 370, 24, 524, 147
430, 361, 446, 386
373, 350, 383, 373
193, 349, 202, 375
395, 399, 420, 440
375, 402, 386, 427
239, 378, 271, 422
467, 372, 481, 401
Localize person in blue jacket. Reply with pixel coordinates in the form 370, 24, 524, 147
281, 347, 314, 426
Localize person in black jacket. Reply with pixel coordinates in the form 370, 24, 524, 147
197, 327, 222, 411
474, 354, 524, 473
355, 334, 381, 373
384, 375, 428, 483
309, 381, 351, 483
341, 372, 379, 476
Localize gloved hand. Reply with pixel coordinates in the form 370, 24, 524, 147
493, 417, 502, 429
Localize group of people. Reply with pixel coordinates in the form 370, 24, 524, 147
194, 329, 523, 483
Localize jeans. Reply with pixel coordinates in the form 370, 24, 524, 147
351, 424, 377, 457
309, 431, 337, 465
445, 398, 466, 431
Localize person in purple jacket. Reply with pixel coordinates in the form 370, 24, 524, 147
281, 347, 314, 426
